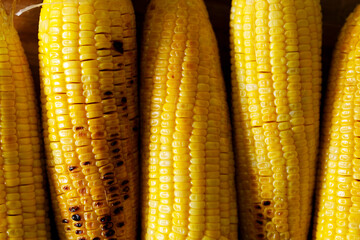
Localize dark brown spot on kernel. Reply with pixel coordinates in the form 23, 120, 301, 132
112, 148, 120, 153
256, 220, 263, 225
263, 201, 271, 206
94, 202, 103, 207
110, 141, 117, 146
104, 91, 113, 96
75, 230, 83, 234
66, 227, 71, 231
124, 195, 129, 200
69, 206, 79, 212
133, 126, 138, 132
117, 161, 124, 167
82, 161, 91, 166
254, 205, 261, 210
100, 215, 111, 223
109, 186, 117, 192
113, 155, 121, 159
72, 214, 81, 221
104, 229, 115, 237
78, 238, 86, 240
117, 222, 125, 228
257, 213, 264, 219
106, 180, 114, 185
93, 238, 100, 240
62, 219, 69, 223
113, 206, 123, 215
69, 166, 77, 171
74, 223, 82, 227
257, 234, 265, 239
63, 186, 69, 191
113, 41, 123, 54
121, 180, 129, 186
101, 222, 113, 230
112, 201, 121, 206
75, 126, 84, 131
123, 186, 130, 193
121, 97, 127, 103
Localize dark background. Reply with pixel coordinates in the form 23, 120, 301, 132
4, 0, 360, 239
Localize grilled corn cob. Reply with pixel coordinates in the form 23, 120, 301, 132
141, 0, 238, 239
230, 0, 322, 239
38, 0, 139, 239
0, 2, 50, 239
313, 5, 360, 240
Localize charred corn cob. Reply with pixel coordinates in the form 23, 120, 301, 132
0, 2, 50, 240
140, 0, 238, 239
313, 5, 360, 240
230, 0, 322, 239
38, 0, 139, 239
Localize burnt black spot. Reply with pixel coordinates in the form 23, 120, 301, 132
78, 238, 86, 240
72, 214, 81, 221
117, 222, 125, 228
123, 186, 130, 193
121, 180, 129, 186
129, 80, 134, 84
82, 161, 91, 166
257, 234, 265, 239
113, 155, 121, 159
101, 222, 113, 230
117, 161, 124, 167
104, 229, 115, 237
112, 201, 121, 207
100, 215, 111, 223
69, 206, 79, 212
111, 141, 117, 146
74, 223, 82, 227
66, 227, 71, 231
124, 195, 129, 200
113, 206, 123, 215
113, 41, 123, 54
94, 202, 103, 207
102, 172, 114, 180
69, 166, 77, 171
104, 91, 113, 96
93, 238, 100, 240
263, 201, 271, 206
63, 186, 69, 191
112, 148, 120, 153
75, 230, 83, 234
121, 97, 127, 103
110, 133, 120, 138
106, 181, 114, 185
254, 205, 261, 210
75, 126, 84, 131
132, 126, 138, 132
62, 219, 69, 223
109, 186, 117, 192
257, 213, 264, 219
256, 220, 263, 225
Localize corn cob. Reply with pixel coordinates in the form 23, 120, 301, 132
38, 0, 139, 239
230, 0, 322, 239
313, 5, 360, 240
140, 0, 238, 239
0, 2, 50, 239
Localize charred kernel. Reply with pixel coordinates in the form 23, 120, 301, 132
263, 201, 271, 206
75, 126, 84, 130
93, 238, 100, 240
117, 222, 125, 228
123, 186, 130, 192
106, 180, 114, 185
100, 215, 111, 223
62, 219, 69, 223
256, 220, 263, 225
66, 227, 71, 231
113, 41, 123, 53
113, 155, 121, 159
257, 234, 265, 239
121, 97, 127, 103
116, 161, 124, 166
104, 91, 113, 96
110, 141, 117, 146
69, 166, 77, 171
63, 186, 69, 191
132, 126, 138, 132
82, 161, 91, 166
254, 205, 261, 210
74, 223, 82, 227
112, 201, 121, 206
94, 202, 103, 207
124, 195, 129, 200
108, 186, 117, 192
69, 206, 80, 212
121, 180, 129, 185
101, 222, 114, 230
104, 229, 115, 237
112, 148, 120, 154
75, 230, 83, 234
78, 238, 86, 240
257, 213, 264, 219
113, 206, 123, 215
72, 214, 81, 221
